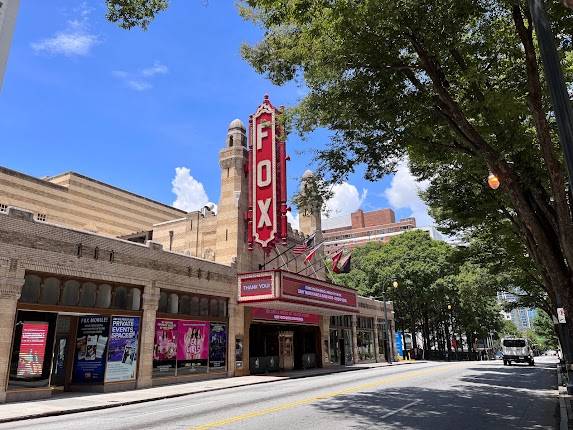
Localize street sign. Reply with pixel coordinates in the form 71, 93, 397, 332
558, 307, 567, 324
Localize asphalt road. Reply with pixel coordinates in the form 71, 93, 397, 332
1, 357, 559, 430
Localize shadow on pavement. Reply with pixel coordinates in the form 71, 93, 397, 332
313, 362, 558, 430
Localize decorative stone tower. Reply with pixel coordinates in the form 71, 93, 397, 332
298, 170, 323, 241
215, 119, 251, 271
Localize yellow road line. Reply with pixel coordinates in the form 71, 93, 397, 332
189, 363, 458, 430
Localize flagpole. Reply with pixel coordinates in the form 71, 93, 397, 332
260, 241, 299, 269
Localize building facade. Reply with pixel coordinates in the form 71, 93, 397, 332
0, 101, 396, 403
322, 208, 417, 254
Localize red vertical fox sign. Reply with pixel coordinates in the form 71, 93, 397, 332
247, 95, 287, 251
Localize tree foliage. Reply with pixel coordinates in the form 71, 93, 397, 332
105, 0, 169, 30
333, 230, 503, 353
239, 0, 573, 347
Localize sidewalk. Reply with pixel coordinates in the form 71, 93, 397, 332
0, 360, 420, 423
558, 365, 573, 430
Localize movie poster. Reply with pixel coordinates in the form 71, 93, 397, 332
154, 319, 178, 360
16, 322, 49, 378
74, 316, 110, 383
105, 316, 140, 382
176, 321, 208, 373
209, 323, 227, 369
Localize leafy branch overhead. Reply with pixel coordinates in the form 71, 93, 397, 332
106, 0, 169, 30
239, 0, 573, 342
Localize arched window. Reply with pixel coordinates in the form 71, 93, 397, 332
179, 295, 190, 315
168, 293, 179, 314
61, 280, 80, 306
228, 135, 233, 147
199, 297, 209, 316
113, 286, 128, 309
79, 282, 97, 307
209, 298, 219, 317
96, 284, 112, 308
129, 288, 141, 311
158, 292, 168, 313
190, 296, 199, 315
39, 277, 60, 305
21, 274, 41, 303
219, 299, 227, 318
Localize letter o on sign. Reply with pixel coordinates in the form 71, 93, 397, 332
257, 160, 272, 187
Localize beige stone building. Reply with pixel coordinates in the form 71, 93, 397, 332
0, 116, 395, 403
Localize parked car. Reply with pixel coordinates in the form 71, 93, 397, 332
494, 351, 503, 360
501, 338, 534, 366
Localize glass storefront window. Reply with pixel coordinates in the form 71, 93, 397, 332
153, 319, 223, 377
357, 330, 374, 361
9, 311, 57, 389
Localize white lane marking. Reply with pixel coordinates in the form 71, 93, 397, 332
380, 399, 422, 419
120, 402, 211, 418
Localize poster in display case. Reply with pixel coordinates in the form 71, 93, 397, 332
16, 322, 49, 378
105, 316, 140, 382
74, 316, 110, 383
209, 323, 227, 369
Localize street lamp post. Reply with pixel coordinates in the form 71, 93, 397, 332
372, 280, 398, 364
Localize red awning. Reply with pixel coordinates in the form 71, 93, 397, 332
237, 270, 359, 315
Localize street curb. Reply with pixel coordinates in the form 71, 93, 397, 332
0, 361, 424, 424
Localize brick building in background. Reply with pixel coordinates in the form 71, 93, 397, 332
322, 208, 443, 255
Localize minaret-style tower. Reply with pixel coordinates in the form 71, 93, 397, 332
215, 119, 251, 271
298, 170, 323, 241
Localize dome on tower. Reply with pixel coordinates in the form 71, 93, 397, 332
228, 118, 245, 131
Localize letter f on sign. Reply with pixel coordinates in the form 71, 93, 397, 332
257, 198, 272, 228
257, 124, 268, 150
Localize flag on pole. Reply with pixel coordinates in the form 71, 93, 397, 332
333, 251, 352, 273
304, 242, 322, 264
293, 233, 315, 255
331, 248, 344, 270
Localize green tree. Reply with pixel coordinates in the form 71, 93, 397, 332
335, 230, 457, 350
532, 312, 559, 351
238, 0, 573, 346
500, 320, 520, 337
105, 0, 169, 30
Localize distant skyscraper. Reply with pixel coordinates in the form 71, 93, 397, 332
497, 291, 537, 331
0, 0, 19, 90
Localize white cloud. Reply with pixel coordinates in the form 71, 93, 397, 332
31, 4, 99, 56
127, 80, 152, 92
171, 167, 216, 212
142, 62, 169, 77
323, 182, 368, 218
287, 210, 300, 231
384, 159, 434, 227
113, 62, 169, 91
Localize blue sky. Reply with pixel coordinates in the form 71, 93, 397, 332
0, 1, 432, 227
